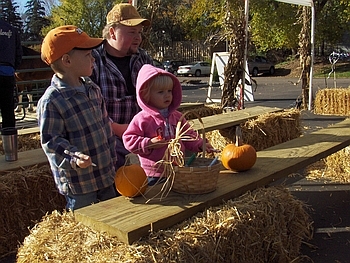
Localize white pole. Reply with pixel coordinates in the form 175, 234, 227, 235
308, 1, 315, 110
275, 0, 314, 111
242, 0, 249, 109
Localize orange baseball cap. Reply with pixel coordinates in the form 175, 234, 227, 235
106, 3, 150, 26
41, 25, 103, 65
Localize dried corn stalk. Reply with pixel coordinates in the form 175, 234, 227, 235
221, 0, 246, 110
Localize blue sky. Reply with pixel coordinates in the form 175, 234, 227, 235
16, 0, 27, 13
16, 0, 57, 14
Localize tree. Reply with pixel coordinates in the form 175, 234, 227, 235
0, 0, 23, 33
177, 0, 225, 41
43, 0, 116, 37
250, 0, 301, 53
315, 0, 350, 55
138, 0, 188, 56
24, 0, 50, 41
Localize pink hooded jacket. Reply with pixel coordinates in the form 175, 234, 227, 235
122, 64, 205, 177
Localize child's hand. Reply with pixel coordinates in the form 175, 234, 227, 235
75, 153, 94, 168
149, 136, 166, 149
205, 143, 218, 153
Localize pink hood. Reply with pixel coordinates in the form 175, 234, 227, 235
136, 64, 182, 115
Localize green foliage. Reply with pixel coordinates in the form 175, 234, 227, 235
250, 0, 301, 52
42, 0, 117, 37
0, 0, 23, 33
139, 0, 187, 51
24, 0, 50, 41
177, 0, 225, 41
315, 0, 350, 48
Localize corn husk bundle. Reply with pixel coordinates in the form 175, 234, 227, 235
314, 88, 350, 116
17, 186, 312, 263
0, 132, 41, 154
306, 146, 350, 183
0, 164, 65, 256
207, 109, 301, 152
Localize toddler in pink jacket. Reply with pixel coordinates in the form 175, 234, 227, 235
123, 64, 214, 186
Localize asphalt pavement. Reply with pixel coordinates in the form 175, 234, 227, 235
2, 75, 350, 263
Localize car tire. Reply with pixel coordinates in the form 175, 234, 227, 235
252, 68, 258, 77
269, 67, 275, 75
195, 70, 201, 77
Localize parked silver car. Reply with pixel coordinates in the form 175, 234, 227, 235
177, 61, 211, 77
163, 60, 187, 74
248, 56, 275, 77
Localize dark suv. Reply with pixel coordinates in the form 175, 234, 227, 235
163, 60, 187, 75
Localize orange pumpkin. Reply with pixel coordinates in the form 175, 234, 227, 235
221, 126, 257, 171
115, 164, 148, 197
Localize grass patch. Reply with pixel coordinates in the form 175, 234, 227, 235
314, 62, 350, 78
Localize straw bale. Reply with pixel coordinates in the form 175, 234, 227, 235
17, 186, 312, 263
178, 104, 222, 119
0, 165, 65, 256
314, 88, 350, 116
207, 109, 301, 152
306, 146, 350, 183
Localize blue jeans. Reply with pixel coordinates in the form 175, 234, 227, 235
147, 176, 167, 186
65, 185, 116, 211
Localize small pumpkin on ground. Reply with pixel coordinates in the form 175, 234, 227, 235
221, 126, 257, 171
115, 164, 148, 197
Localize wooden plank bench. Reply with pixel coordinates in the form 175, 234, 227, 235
0, 148, 46, 172
18, 127, 40, 136
74, 118, 350, 245
0, 106, 281, 172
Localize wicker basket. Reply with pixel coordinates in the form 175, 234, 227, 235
170, 111, 221, 194
172, 157, 221, 194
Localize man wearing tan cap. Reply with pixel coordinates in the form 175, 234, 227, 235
91, 3, 152, 170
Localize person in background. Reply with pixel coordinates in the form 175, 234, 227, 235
0, 19, 22, 128
123, 64, 215, 186
37, 25, 117, 211
90, 3, 153, 169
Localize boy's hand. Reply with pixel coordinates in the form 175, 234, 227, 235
75, 153, 94, 168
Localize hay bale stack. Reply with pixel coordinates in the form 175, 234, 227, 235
306, 146, 350, 183
0, 165, 65, 256
207, 109, 301, 152
17, 186, 312, 263
314, 88, 350, 116
178, 103, 222, 119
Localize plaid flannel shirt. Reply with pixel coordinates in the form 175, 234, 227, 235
91, 42, 153, 125
37, 75, 117, 195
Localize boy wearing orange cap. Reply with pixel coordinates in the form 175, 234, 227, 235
37, 25, 117, 211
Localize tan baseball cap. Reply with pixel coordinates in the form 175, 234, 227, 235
41, 25, 103, 65
106, 3, 150, 27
